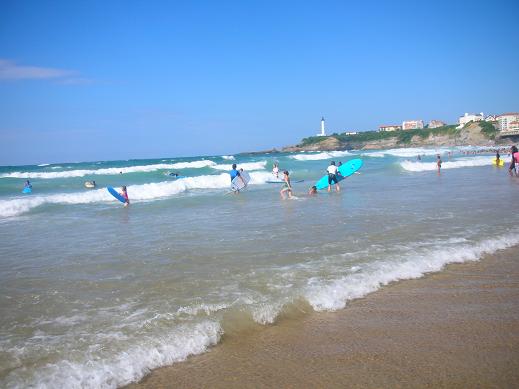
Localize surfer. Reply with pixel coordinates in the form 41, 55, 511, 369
280, 170, 293, 199
120, 186, 130, 207
272, 163, 279, 178
496, 151, 501, 166
436, 155, 442, 173
24, 180, 32, 189
229, 164, 245, 194
326, 161, 340, 192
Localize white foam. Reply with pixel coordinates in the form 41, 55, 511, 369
212, 161, 267, 171
5, 320, 222, 389
290, 151, 352, 161
221, 155, 235, 160
383, 147, 452, 158
37, 163, 50, 167
361, 151, 386, 158
0, 160, 217, 179
0, 172, 272, 218
305, 234, 519, 311
400, 156, 493, 172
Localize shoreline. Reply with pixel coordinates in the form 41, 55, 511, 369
126, 245, 519, 388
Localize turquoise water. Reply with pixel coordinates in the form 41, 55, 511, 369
1, 147, 518, 388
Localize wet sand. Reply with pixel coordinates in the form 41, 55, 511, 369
127, 247, 519, 389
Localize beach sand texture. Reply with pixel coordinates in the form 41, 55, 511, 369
128, 246, 519, 389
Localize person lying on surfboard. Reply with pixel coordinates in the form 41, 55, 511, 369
120, 186, 130, 207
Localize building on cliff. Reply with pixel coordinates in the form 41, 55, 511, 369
497, 113, 519, 132
457, 112, 484, 129
402, 120, 424, 130
378, 125, 402, 132
428, 120, 446, 128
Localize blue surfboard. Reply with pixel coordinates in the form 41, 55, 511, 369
107, 186, 126, 203
22, 187, 32, 194
315, 159, 363, 190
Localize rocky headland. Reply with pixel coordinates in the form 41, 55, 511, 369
282, 122, 517, 152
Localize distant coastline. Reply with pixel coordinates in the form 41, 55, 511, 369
281, 122, 519, 153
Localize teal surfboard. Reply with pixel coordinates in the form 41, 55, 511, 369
22, 187, 32, 194
315, 159, 363, 190
107, 186, 126, 203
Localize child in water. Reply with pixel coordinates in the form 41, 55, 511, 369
120, 186, 130, 207
308, 185, 317, 195
280, 171, 293, 199
436, 155, 442, 172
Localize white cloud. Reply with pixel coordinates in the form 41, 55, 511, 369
0, 59, 80, 81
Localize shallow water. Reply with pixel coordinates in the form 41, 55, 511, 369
1, 147, 518, 388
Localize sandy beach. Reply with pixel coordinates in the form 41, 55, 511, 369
127, 246, 519, 389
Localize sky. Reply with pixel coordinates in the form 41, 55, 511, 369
1, 0, 518, 165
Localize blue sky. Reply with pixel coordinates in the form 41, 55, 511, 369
1, 0, 518, 165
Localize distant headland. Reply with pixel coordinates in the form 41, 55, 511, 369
282, 113, 519, 152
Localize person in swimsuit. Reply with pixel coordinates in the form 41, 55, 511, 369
327, 161, 340, 192
308, 185, 317, 195
436, 155, 442, 173
496, 150, 501, 166
24, 180, 32, 189
510, 146, 519, 177
120, 186, 130, 207
280, 170, 293, 199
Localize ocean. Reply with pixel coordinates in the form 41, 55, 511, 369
0, 147, 518, 388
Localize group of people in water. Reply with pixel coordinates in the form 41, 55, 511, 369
21, 146, 519, 207
230, 160, 345, 200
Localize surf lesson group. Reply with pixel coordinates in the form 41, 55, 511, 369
102, 157, 362, 206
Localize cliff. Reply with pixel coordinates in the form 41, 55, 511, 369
282, 122, 512, 152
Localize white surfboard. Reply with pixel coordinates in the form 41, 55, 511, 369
231, 171, 251, 192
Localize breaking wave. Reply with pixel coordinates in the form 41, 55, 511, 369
400, 156, 493, 172
289, 151, 352, 161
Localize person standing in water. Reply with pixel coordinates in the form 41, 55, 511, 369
272, 163, 279, 178
280, 170, 293, 199
327, 161, 340, 192
24, 180, 32, 189
436, 155, 442, 173
120, 186, 130, 207
510, 146, 519, 177
496, 150, 501, 166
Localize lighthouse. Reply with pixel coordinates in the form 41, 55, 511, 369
317, 116, 326, 136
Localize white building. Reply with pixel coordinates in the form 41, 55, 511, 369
378, 125, 402, 132
428, 120, 446, 128
497, 113, 519, 131
402, 120, 424, 130
316, 117, 326, 136
457, 112, 484, 129
344, 131, 358, 135
485, 114, 497, 122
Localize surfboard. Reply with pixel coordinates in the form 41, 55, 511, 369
22, 187, 32, 194
492, 158, 504, 167
231, 171, 251, 192
315, 159, 363, 190
266, 179, 304, 184
107, 186, 126, 203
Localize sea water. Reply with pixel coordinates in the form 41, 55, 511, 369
1, 147, 518, 388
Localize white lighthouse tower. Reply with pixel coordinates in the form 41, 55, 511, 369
317, 116, 326, 136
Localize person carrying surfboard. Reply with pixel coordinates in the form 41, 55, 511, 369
229, 164, 246, 194
327, 161, 340, 192
120, 186, 130, 207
